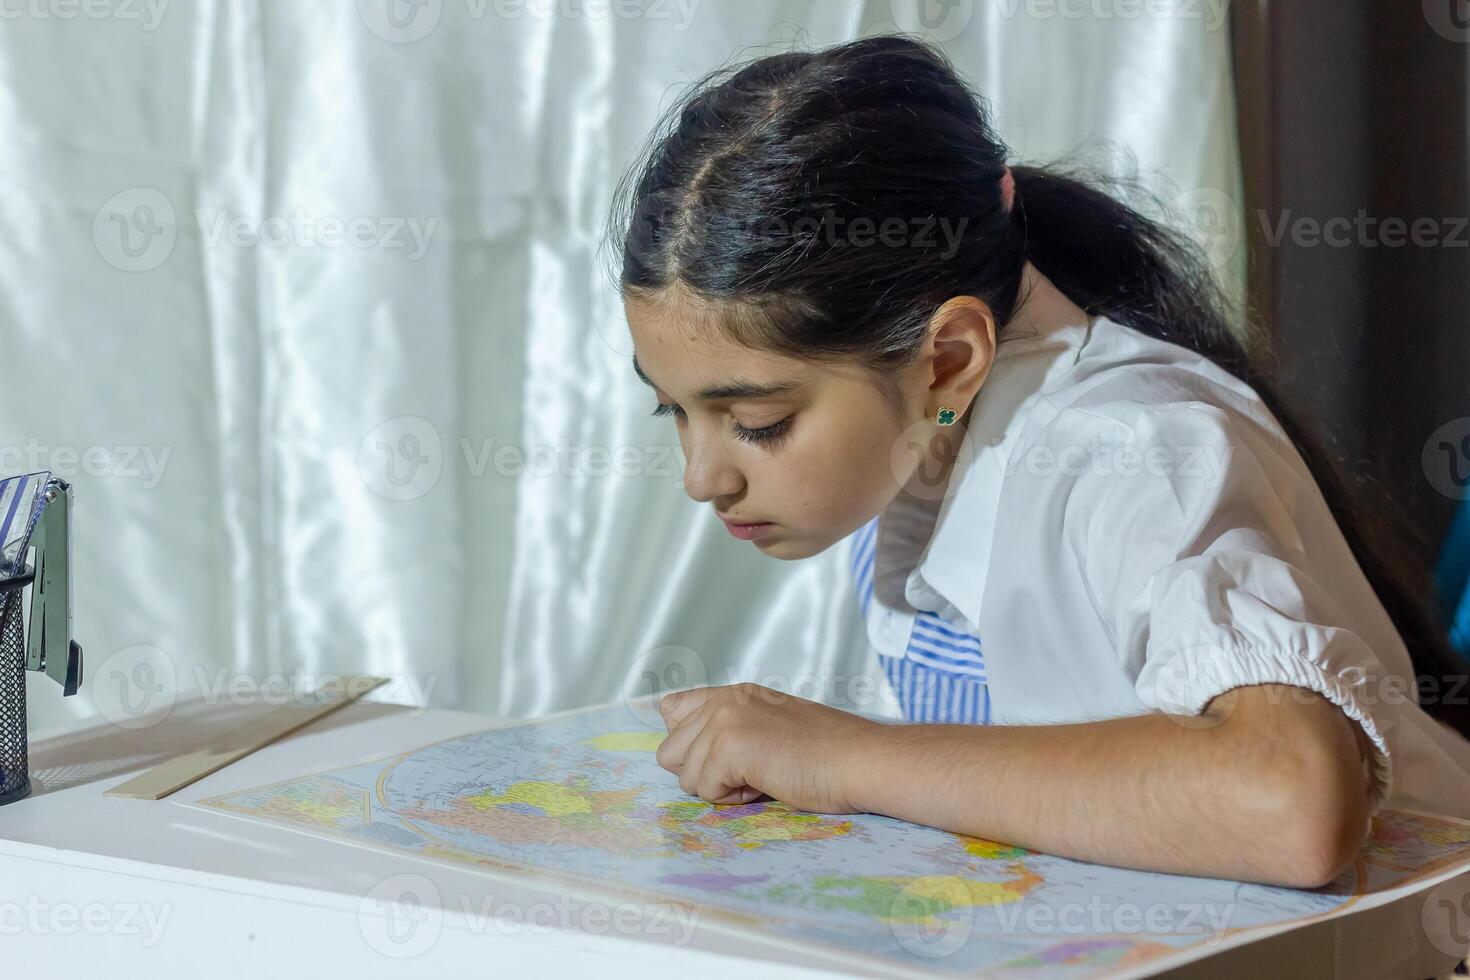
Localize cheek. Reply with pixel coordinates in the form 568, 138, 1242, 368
763, 403, 906, 527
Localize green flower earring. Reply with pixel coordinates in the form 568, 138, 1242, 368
935, 407, 958, 426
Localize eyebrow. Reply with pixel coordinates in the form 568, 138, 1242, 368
632, 354, 801, 401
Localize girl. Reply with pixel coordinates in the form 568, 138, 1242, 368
613, 35, 1470, 888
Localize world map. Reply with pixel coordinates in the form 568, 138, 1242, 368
192, 700, 1470, 977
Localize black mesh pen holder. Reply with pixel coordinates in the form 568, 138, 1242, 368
0, 472, 84, 807
0, 581, 30, 804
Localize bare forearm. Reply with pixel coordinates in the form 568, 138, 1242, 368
840, 686, 1373, 887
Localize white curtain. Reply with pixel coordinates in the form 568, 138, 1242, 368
2, 0, 1243, 732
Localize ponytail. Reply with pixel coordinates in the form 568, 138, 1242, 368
613, 34, 1469, 737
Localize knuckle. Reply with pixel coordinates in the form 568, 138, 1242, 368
709, 728, 747, 760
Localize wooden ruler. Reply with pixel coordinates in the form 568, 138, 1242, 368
106, 675, 390, 801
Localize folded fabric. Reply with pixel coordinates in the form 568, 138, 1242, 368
1438, 498, 1470, 658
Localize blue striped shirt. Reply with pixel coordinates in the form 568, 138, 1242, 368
850, 517, 992, 724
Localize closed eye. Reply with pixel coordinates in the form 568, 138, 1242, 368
653, 401, 793, 447
732, 417, 793, 446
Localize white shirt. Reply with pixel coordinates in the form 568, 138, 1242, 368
853, 313, 1470, 819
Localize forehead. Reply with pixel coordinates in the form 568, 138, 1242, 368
624, 289, 811, 390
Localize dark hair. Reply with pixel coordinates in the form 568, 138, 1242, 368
611, 35, 1470, 738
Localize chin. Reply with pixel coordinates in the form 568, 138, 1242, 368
753, 535, 829, 561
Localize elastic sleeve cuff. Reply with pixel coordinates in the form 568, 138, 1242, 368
1139, 640, 1394, 812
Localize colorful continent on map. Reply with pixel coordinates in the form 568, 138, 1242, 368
1364, 811, 1470, 870
389, 731, 858, 861
228, 774, 369, 831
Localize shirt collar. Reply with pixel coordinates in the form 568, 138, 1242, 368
891, 313, 1102, 628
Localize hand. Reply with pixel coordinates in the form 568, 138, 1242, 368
655, 682, 880, 812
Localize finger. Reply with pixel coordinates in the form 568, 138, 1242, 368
694, 737, 754, 804
679, 731, 710, 797
655, 700, 711, 774
709, 786, 765, 805
659, 686, 720, 727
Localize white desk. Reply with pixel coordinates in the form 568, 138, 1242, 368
2, 697, 1467, 979
1, 697, 866, 979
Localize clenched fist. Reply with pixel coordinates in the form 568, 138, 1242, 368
655, 682, 882, 813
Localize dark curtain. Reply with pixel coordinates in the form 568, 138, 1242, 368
1232, 2, 1470, 576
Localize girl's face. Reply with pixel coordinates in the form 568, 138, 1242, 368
625, 289, 981, 560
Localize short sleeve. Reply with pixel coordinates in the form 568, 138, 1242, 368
1056, 400, 1394, 810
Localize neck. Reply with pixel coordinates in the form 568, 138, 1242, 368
1003, 261, 1093, 341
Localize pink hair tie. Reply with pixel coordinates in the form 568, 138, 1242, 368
999, 165, 1016, 212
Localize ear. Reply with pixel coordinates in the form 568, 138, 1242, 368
921, 295, 997, 422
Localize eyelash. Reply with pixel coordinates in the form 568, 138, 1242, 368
732, 417, 793, 446
651, 403, 794, 447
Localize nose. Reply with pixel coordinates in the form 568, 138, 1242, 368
681, 427, 744, 503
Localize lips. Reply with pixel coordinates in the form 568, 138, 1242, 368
719, 516, 776, 541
